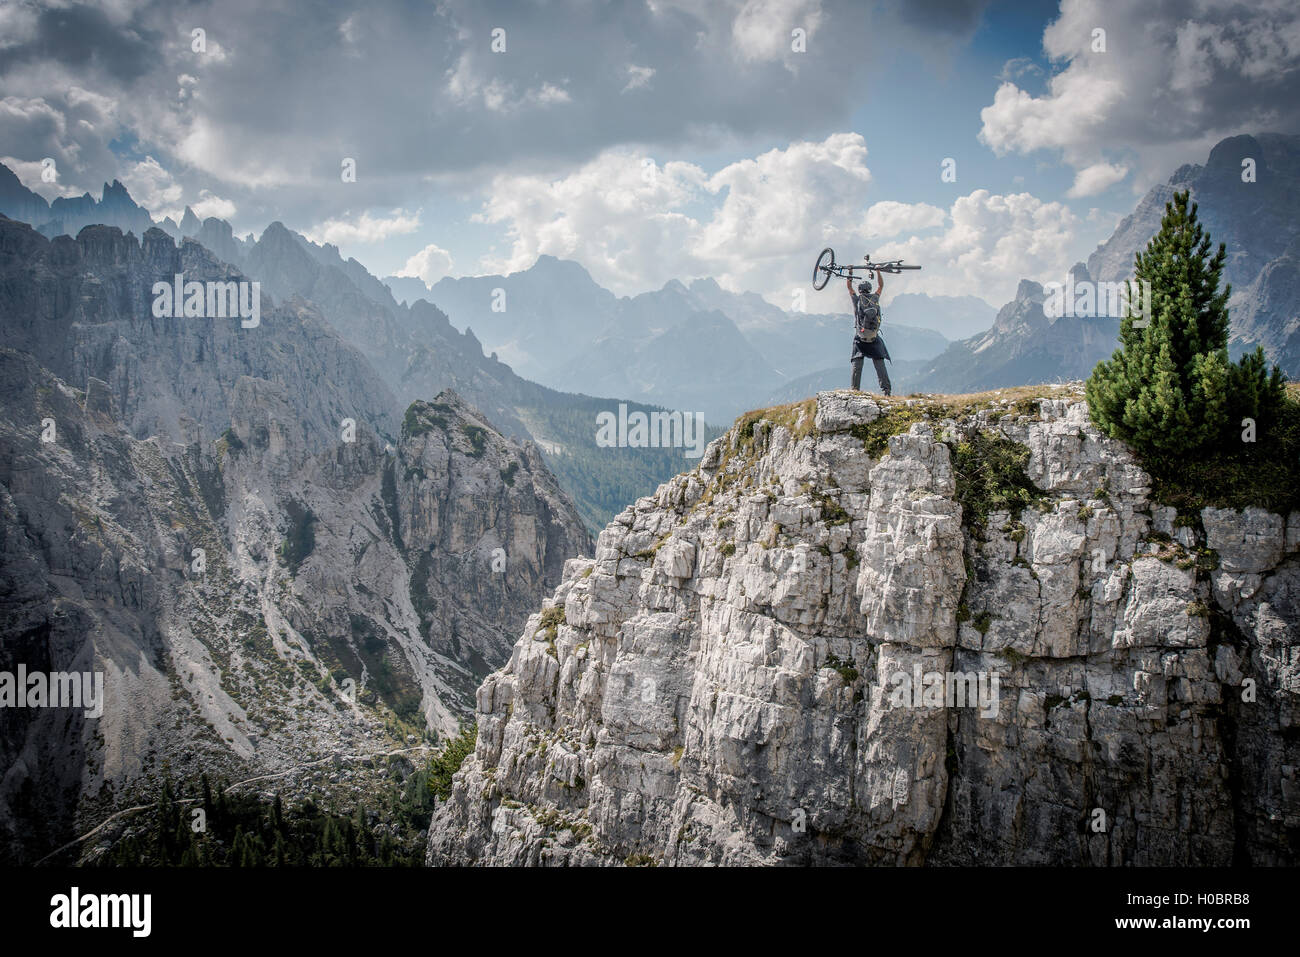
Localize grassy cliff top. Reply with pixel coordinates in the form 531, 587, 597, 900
729, 381, 1300, 516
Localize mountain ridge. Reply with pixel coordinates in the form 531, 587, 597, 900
0, 209, 594, 863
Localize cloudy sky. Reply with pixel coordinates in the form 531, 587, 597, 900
3, 0, 1299, 309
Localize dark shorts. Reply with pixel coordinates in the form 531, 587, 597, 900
851, 334, 890, 362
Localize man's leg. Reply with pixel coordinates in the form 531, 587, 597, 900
851, 356, 864, 391
872, 357, 891, 396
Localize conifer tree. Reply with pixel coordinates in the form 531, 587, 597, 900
232, 825, 247, 866
1087, 190, 1234, 452
1227, 344, 1286, 430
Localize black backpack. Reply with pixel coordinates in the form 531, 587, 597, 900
855, 293, 881, 340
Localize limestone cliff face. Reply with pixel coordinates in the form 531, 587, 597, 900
392, 396, 591, 688
426, 388, 1299, 865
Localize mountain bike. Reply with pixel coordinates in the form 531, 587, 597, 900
812, 247, 921, 290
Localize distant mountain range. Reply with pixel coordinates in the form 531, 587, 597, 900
0, 165, 156, 239
906, 273, 1121, 394
389, 258, 956, 423
0, 166, 714, 534
0, 161, 973, 423
5, 129, 1294, 432
910, 132, 1300, 394
881, 292, 997, 340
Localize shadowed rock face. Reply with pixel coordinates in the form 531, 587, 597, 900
427, 389, 1299, 866
0, 215, 400, 449
0, 217, 593, 864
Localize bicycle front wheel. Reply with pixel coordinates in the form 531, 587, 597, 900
812, 247, 834, 289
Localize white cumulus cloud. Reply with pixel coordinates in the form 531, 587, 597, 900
868, 189, 1079, 301
190, 190, 237, 220
978, 0, 1300, 190
472, 133, 1076, 308
396, 243, 455, 285
474, 134, 871, 297
120, 156, 184, 215
304, 208, 421, 245
863, 200, 946, 239
1066, 161, 1128, 198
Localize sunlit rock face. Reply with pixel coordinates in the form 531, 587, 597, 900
428, 388, 1299, 866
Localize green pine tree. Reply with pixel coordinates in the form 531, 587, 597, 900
321, 816, 343, 866
1086, 189, 1239, 453
246, 834, 266, 867
213, 777, 229, 823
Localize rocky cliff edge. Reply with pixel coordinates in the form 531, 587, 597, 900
427, 386, 1299, 865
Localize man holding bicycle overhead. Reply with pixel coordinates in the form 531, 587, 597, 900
811, 247, 918, 394
847, 272, 891, 396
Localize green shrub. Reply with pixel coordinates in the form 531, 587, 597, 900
402, 401, 445, 438
823, 652, 859, 683
849, 405, 926, 457
427, 724, 477, 800
817, 493, 851, 526
219, 426, 244, 452
461, 424, 488, 457
536, 604, 566, 655
951, 431, 1045, 537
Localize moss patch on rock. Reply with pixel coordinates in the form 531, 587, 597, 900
849, 405, 927, 457
952, 431, 1046, 538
